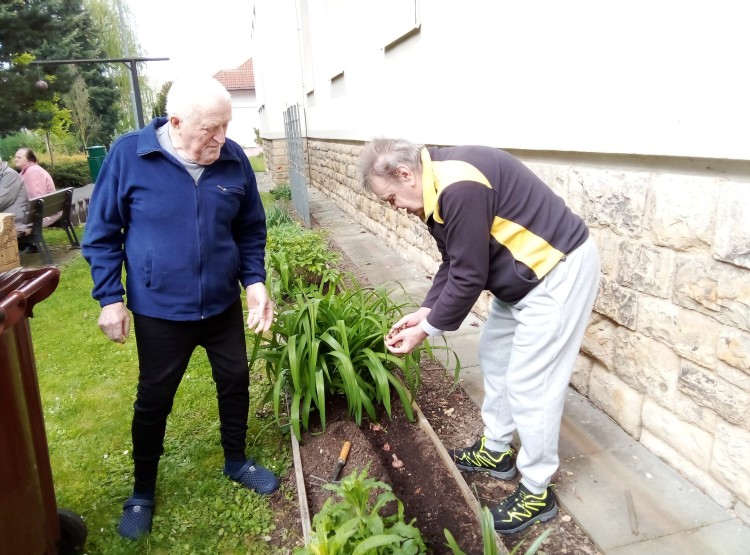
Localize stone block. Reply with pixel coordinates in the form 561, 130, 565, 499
595, 277, 638, 329
617, 241, 676, 298
614, 328, 680, 407
581, 313, 616, 371
678, 362, 750, 427
714, 181, 750, 269
717, 328, 750, 374
712, 420, 750, 505
641, 399, 713, 469
588, 364, 643, 438
638, 296, 718, 369
672, 390, 718, 434
640, 429, 734, 509
648, 173, 715, 251
673, 255, 750, 333
569, 166, 649, 237
570, 354, 593, 396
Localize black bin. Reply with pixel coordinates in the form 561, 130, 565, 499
0, 267, 87, 554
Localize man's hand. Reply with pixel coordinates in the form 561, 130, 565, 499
385, 306, 431, 354
246, 282, 274, 334
98, 302, 131, 344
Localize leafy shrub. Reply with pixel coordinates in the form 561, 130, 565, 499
266, 223, 341, 293
255, 275, 425, 440
294, 467, 427, 555
270, 183, 292, 202
41, 157, 90, 188
265, 205, 296, 229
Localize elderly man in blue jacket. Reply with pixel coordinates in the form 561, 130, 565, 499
82, 77, 278, 540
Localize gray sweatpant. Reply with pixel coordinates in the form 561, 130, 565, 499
479, 235, 600, 494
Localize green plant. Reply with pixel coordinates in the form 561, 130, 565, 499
444, 506, 552, 555
42, 157, 90, 188
294, 467, 427, 555
266, 204, 296, 229
266, 223, 342, 292
256, 275, 426, 440
270, 183, 292, 202
508, 528, 552, 555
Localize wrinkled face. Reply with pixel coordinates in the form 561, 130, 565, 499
171, 99, 232, 165
369, 166, 425, 218
14, 149, 30, 171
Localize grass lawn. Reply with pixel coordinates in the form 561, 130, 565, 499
27, 190, 294, 553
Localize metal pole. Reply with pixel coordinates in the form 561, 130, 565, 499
125, 59, 145, 129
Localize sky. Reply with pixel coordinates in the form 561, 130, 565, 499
125, 0, 255, 87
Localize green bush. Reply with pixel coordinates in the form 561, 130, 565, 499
41, 157, 90, 188
294, 467, 427, 555
270, 183, 292, 202
266, 205, 296, 229
256, 275, 425, 440
266, 223, 341, 292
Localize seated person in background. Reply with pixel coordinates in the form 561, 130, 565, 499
0, 154, 30, 232
15, 147, 55, 199
14, 147, 60, 226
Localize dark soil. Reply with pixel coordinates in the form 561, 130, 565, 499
297, 382, 485, 554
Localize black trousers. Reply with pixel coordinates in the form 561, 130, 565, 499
130, 298, 249, 493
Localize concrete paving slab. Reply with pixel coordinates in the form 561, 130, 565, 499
559, 390, 637, 460
431, 332, 481, 371
457, 365, 485, 408
558, 444, 732, 550
607, 518, 750, 555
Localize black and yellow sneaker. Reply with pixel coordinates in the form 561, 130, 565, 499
491, 483, 558, 534
448, 437, 517, 480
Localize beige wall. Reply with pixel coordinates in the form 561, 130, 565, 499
263, 137, 750, 524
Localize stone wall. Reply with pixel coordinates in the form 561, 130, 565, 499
262, 138, 289, 185
265, 137, 750, 523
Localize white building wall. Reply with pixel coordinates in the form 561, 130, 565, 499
251, 0, 750, 521
228, 90, 260, 148
252, 0, 750, 161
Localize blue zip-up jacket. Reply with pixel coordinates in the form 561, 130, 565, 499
82, 118, 267, 321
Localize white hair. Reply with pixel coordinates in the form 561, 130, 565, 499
166, 77, 231, 123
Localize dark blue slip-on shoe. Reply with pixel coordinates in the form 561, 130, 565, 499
117, 497, 155, 540
224, 459, 280, 495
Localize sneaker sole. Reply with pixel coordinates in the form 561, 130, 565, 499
494, 504, 558, 535
455, 462, 517, 481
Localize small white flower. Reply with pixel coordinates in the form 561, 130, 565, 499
103, 453, 109, 459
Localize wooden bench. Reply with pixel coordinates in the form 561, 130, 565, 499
16, 187, 81, 265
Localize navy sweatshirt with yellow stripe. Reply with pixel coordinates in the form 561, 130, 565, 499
420, 145, 588, 332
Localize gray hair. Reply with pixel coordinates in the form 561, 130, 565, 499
166, 77, 231, 123
358, 138, 423, 192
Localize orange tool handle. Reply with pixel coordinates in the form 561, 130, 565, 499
338, 440, 351, 463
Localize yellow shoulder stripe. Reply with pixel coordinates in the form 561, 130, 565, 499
432, 160, 491, 224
